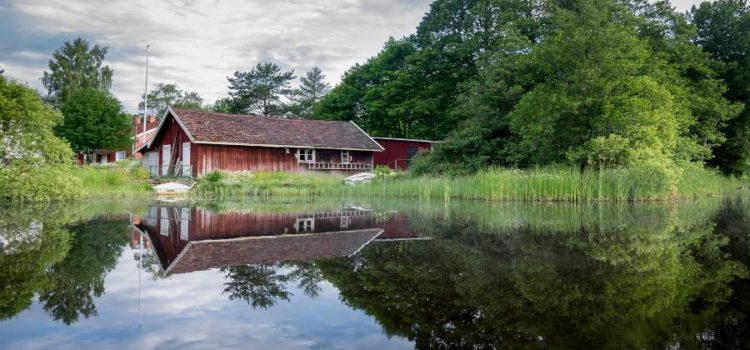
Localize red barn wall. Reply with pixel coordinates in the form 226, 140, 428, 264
373, 138, 433, 170
150, 116, 192, 176
194, 145, 373, 176
143, 114, 375, 176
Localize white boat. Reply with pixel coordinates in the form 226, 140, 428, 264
153, 182, 192, 196
344, 172, 376, 185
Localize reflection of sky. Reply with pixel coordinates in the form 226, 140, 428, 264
0, 247, 412, 350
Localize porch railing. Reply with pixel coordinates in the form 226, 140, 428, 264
305, 162, 371, 171
144, 164, 194, 178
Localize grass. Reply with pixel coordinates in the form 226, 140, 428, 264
69, 161, 742, 202
333, 165, 743, 202
70, 160, 154, 199
192, 170, 342, 198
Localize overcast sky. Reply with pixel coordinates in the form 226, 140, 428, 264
0, 0, 711, 113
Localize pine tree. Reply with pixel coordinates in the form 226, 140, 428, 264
292, 67, 330, 118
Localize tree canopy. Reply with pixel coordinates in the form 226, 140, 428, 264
0, 76, 82, 201
314, 0, 748, 176
58, 88, 132, 155
288, 67, 330, 118
691, 0, 750, 174
226, 62, 295, 116
41, 37, 113, 106
139, 83, 204, 118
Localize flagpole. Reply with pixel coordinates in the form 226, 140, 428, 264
142, 45, 150, 145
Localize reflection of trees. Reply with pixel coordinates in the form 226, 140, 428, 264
38, 219, 130, 324
318, 201, 750, 349
704, 196, 750, 348
0, 205, 71, 320
222, 262, 327, 309
0, 201, 145, 322
286, 261, 324, 298
222, 264, 292, 309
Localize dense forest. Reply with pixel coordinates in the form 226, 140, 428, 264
313, 0, 750, 176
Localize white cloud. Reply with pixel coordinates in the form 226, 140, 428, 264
4, 0, 433, 112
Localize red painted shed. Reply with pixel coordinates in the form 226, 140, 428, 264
372, 137, 439, 171
137, 108, 384, 177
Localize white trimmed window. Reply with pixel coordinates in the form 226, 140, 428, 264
341, 150, 350, 164
340, 216, 351, 229
296, 218, 314, 232
115, 151, 127, 161
297, 149, 315, 163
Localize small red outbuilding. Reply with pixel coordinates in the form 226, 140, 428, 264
372, 137, 439, 171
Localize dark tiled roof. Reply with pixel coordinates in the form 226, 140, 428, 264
167, 229, 382, 274
135, 120, 160, 134
171, 109, 383, 151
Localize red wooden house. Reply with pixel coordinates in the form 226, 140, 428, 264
79, 115, 159, 165
372, 137, 439, 171
137, 108, 384, 177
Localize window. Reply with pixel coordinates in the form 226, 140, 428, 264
340, 216, 351, 229
180, 208, 190, 240
406, 146, 419, 159
296, 218, 314, 232
341, 150, 350, 164
115, 151, 126, 161
297, 149, 315, 163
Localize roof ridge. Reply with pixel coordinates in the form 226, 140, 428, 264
172, 108, 351, 124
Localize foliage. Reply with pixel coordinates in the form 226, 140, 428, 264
38, 218, 130, 324
41, 37, 113, 106
692, 0, 750, 174
315, 0, 747, 177
373, 165, 392, 178
139, 83, 204, 118
58, 88, 132, 154
508, 1, 687, 171
0, 204, 72, 320
221, 262, 326, 309
69, 160, 153, 199
316, 0, 549, 139
317, 197, 749, 348
226, 62, 295, 116
288, 67, 331, 118
221, 264, 292, 309
207, 97, 234, 113
0, 76, 83, 201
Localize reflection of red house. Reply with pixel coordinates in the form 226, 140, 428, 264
372, 137, 439, 171
133, 205, 425, 275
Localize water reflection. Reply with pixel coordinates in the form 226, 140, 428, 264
1, 198, 750, 349
133, 204, 424, 276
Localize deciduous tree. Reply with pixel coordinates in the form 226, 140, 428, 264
41, 38, 113, 106
58, 88, 132, 156
138, 83, 204, 118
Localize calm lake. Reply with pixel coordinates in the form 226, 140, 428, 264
2, 196, 750, 349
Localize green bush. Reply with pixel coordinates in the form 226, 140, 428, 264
374, 165, 392, 178
0, 76, 83, 202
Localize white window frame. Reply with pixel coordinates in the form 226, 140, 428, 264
115, 151, 127, 161
296, 218, 315, 232
340, 216, 351, 229
341, 150, 350, 164
296, 149, 315, 163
